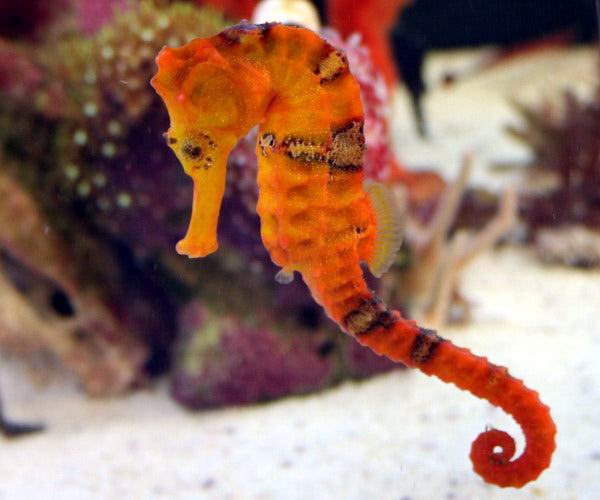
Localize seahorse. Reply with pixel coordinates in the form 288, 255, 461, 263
151, 22, 556, 488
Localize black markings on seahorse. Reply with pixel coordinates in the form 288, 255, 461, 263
328, 121, 365, 173
219, 22, 276, 46
218, 29, 242, 45
281, 136, 327, 163
257, 22, 276, 36
344, 296, 396, 336
182, 142, 202, 159
410, 328, 444, 365
259, 132, 276, 157
261, 132, 329, 163
178, 134, 217, 170
315, 47, 349, 83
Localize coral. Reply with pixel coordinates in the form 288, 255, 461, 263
171, 302, 334, 408
168, 253, 396, 409
507, 86, 600, 267
327, 0, 415, 87
508, 89, 600, 232
0, 1, 231, 257
0, 41, 44, 101
74, 0, 132, 34
385, 156, 518, 328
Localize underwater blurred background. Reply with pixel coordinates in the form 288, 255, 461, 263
0, 1, 599, 497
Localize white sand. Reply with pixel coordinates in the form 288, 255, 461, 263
1, 48, 599, 500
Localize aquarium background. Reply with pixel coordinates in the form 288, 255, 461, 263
0, 1, 599, 499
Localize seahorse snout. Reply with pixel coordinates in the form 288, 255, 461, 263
175, 237, 218, 259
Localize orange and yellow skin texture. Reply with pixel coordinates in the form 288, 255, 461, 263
151, 22, 556, 488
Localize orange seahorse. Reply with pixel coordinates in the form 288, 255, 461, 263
151, 22, 556, 488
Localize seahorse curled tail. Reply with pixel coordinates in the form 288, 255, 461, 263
343, 304, 556, 488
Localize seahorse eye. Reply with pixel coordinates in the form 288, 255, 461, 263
182, 141, 202, 159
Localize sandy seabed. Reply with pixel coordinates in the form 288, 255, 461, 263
1, 48, 599, 500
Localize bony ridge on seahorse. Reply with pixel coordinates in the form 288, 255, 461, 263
151, 21, 556, 488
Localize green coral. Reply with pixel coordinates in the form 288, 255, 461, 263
47, 1, 229, 211
1, 1, 229, 216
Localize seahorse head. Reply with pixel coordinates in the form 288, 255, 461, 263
151, 39, 269, 257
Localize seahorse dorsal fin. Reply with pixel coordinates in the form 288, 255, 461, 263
364, 181, 403, 277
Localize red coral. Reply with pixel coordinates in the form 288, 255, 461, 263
0, 42, 43, 100
196, 0, 257, 20
322, 28, 413, 183
327, 0, 415, 87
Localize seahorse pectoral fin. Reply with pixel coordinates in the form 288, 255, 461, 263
176, 159, 227, 259
274, 267, 295, 284
364, 181, 404, 277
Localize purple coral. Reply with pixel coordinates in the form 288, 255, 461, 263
0, 42, 43, 100
171, 302, 334, 409
505, 88, 600, 267
509, 90, 600, 230
74, 0, 132, 34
